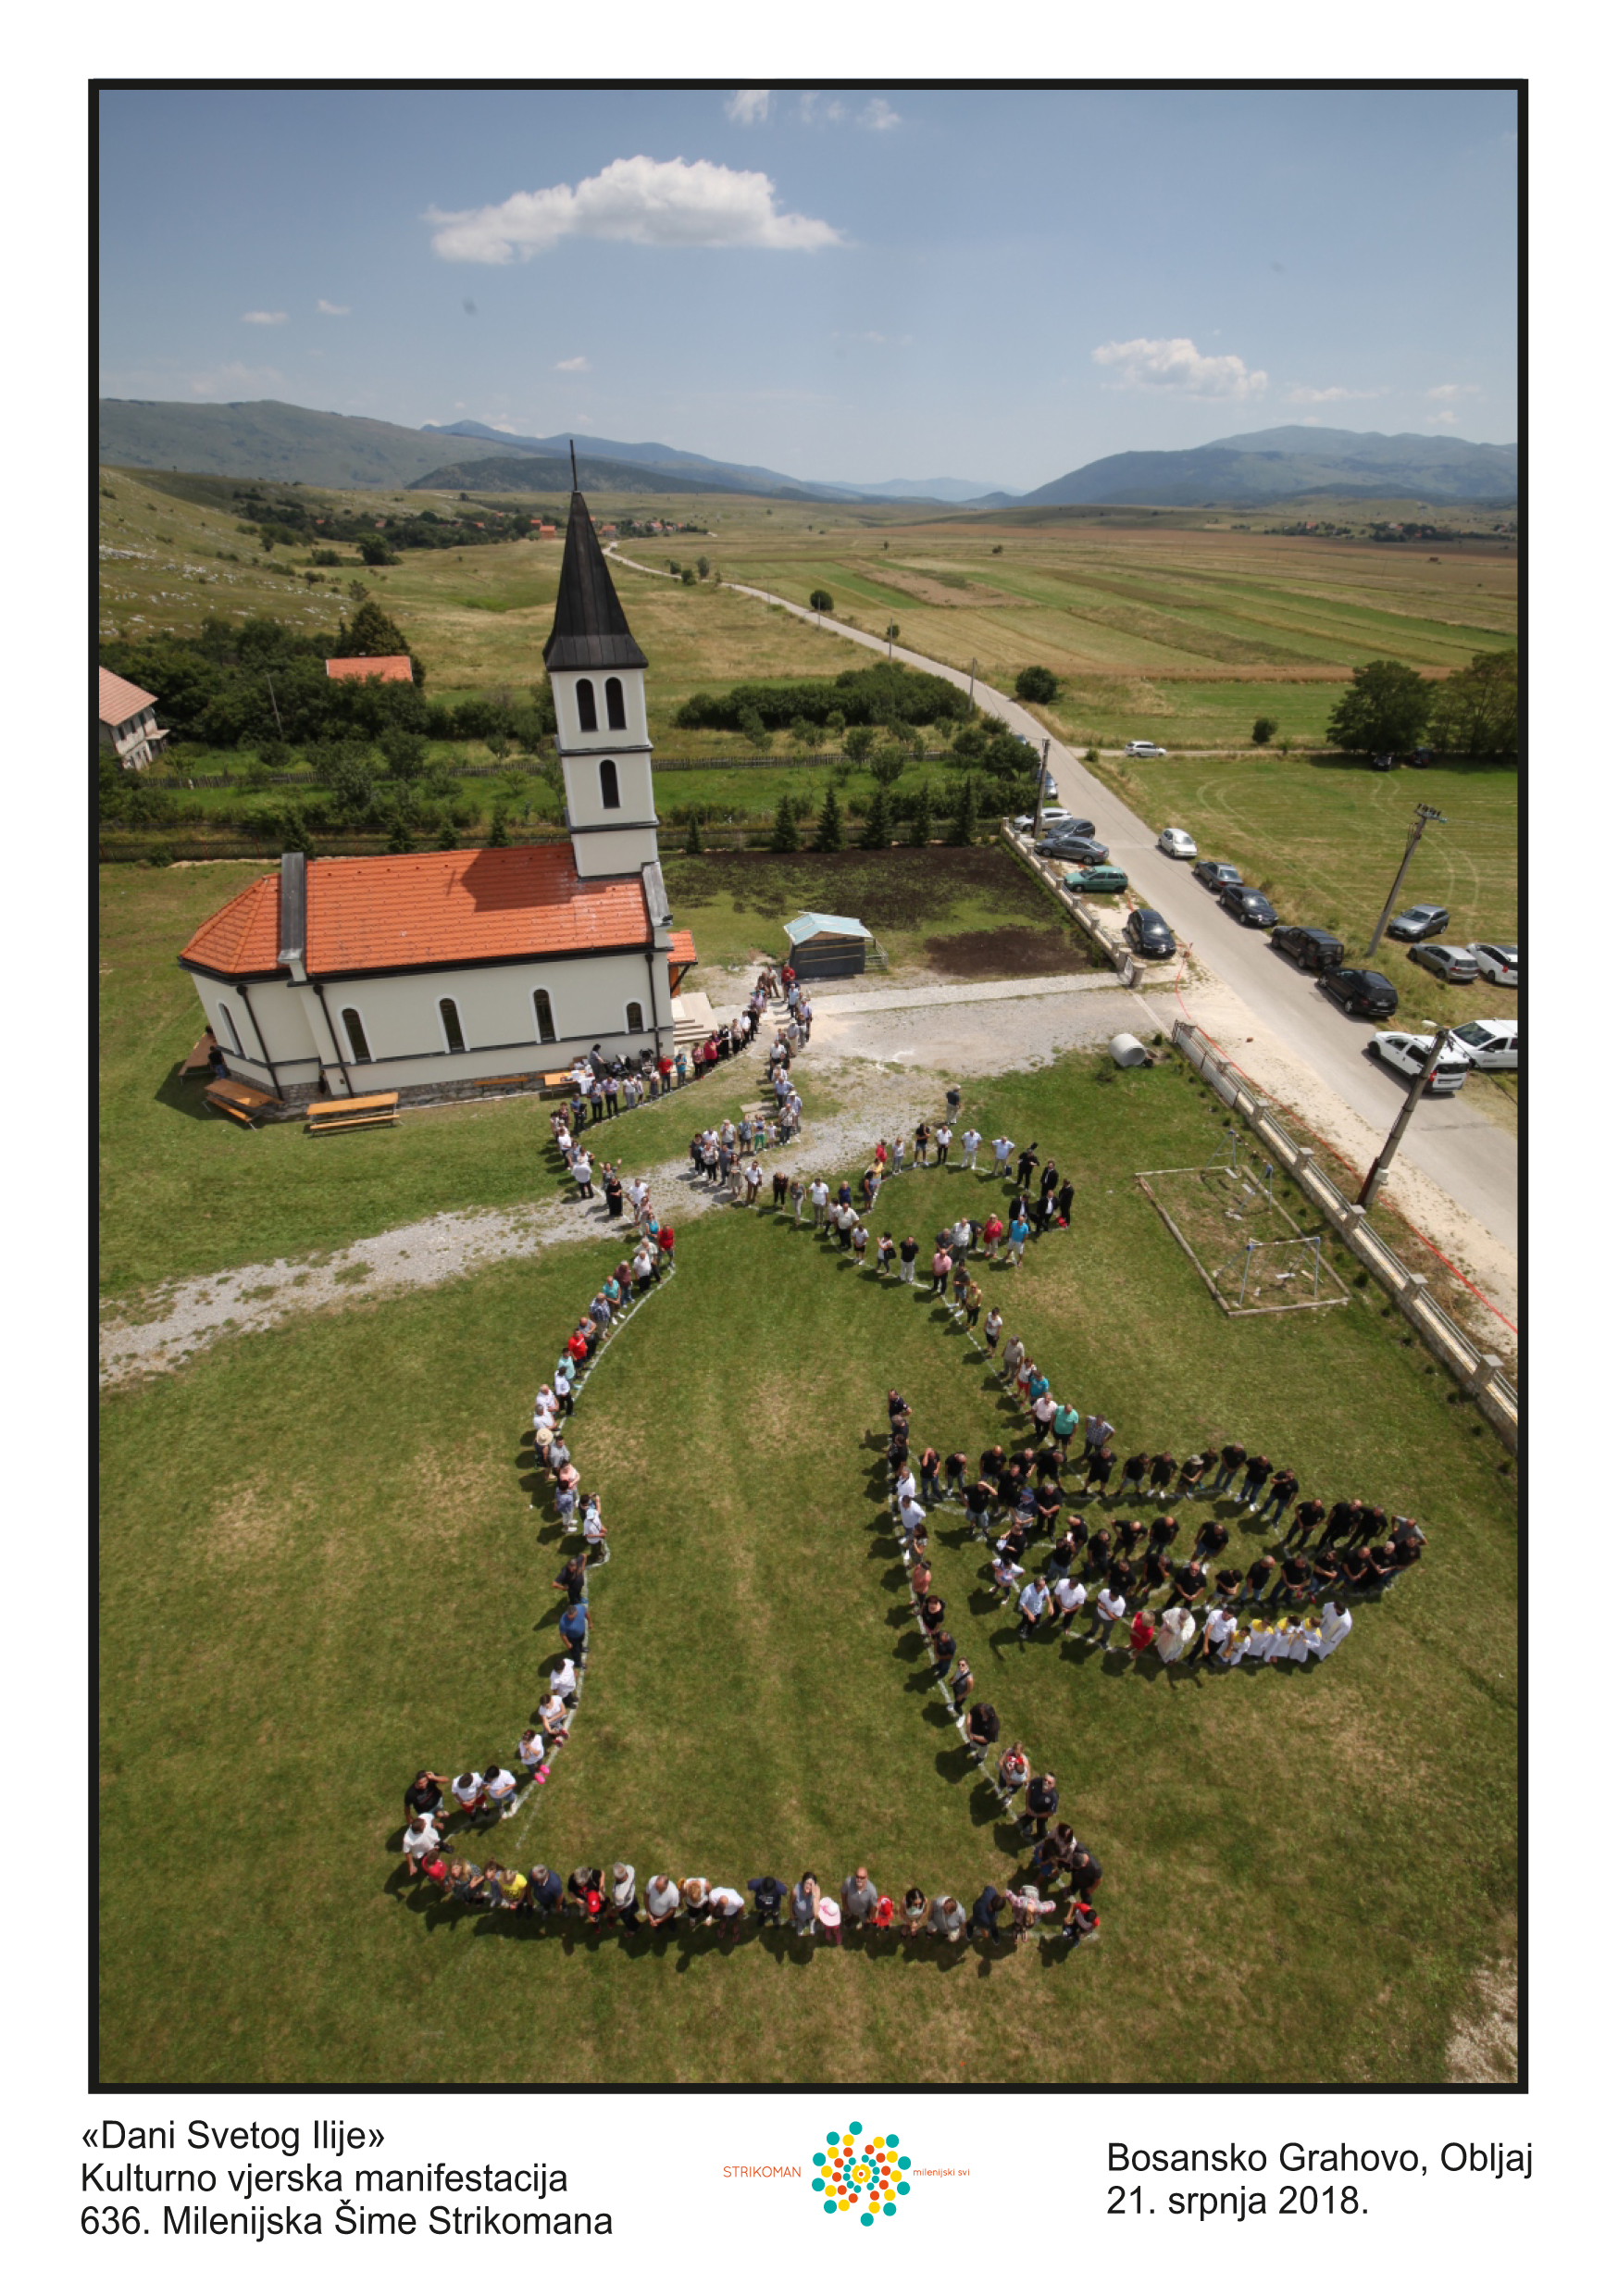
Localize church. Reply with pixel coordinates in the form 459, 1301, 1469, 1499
178, 493, 696, 1109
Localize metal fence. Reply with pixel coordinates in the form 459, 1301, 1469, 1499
1172, 1019, 1518, 1452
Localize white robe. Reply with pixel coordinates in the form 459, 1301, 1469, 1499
1317, 1605, 1353, 1657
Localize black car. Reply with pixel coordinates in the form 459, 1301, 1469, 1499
1219, 884, 1277, 928
1125, 907, 1176, 958
1320, 967, 1400, 1019
1371, 753, 1397, 772
1039, 833, 1109, 865
1192, 859, 1243, 892
1272, 924, 1347, 972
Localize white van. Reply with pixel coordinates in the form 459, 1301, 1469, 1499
1451, 1019, 1518, 1072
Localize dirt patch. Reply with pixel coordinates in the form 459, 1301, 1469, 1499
664, 845, 1059, 937
1446, 1919, 1518, 2083
924, 927, 1094, 980
207, 1479, 318, 1563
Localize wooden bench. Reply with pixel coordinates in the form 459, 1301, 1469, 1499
306, 1092, 400, 1135
204, 1078, 282, 1129
180, 1029, 218, 1080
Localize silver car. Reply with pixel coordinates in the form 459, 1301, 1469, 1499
1157, 826, 1198, 859
1407, 942, 1480, 983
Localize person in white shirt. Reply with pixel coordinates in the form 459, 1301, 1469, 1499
537, 1693, 570, 1748
681, 1876, 712, 1927
991, 1554, 1025, 1603
960, 1127, 983, 1170
549, 1655, 579, 1703
483, 1765, 518, 1820
935, 1122, 953, 1166
1317, 1601, 1353, 1657
899, 1494, 927, 1541
517, 1727, 549, 1778
1266, 1616, 1303, 1665
1290, 1616, 1324, 1664
1218, 1621, 1252, 1666
1092, 1582, 1128, 1646
1246, 1619, 1276, 1665
1052, 1575, 1088, 1637
810, 1179, 830, 1229
1200, 1605, 1238, 1666
992, 1134, 1016, 1175
895, 1462, 918, 1507
449, 1771, 485, 1824
708, 1884, 746, 1939
1155, 1603, 1195, 1664
403, 1814, 441, 1874
645, 1875, 680, 1929
1016, 1575, 1052, 1644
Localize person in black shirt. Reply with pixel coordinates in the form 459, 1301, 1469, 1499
1056, 1179, 1075, 1225
1045, 1529, 1077, 1581
1310, 1549, 1341, 1602
920, 1592, 947, 1638
1327, 1498, 1362, 1546
1119, 1451, 1150, 1502
1039, 1158, 1059, 1199
1260, 1466, 1300, 1526
1214, 1441, 1247, 1494
1362, 1504, 1389, 1543
997, 1524, 1030, 1569
1362, 1543, 1396, 1596
404, 1770, 449, 1822
1022, 1771, 1059, 1841
1149, 1514, 1180, 1556
1139, 1551, 1170, 1599
1214, 1566, 1244, 1607
929, 1628, 957, 1678
1173, 1557, 1207, 1606
1085, 1524, 1113, 1575
1085, 1447, 1115, 1492
1148, 1451, 1177, 1500
1339, 1546, 1375, 1595
1288, 1497, 1327, 1550
1192, 1519, 1229, 1565
1275, 1554, 1312, 1607
1069, 1845, 1103, 1898
1017, 1145, 1039, 1189
1389, 1520, 1426, 1576
1238, 1452, 1272, 1509
944, 1451, 970, 1497
966, 1479, 994, 1539
1112, 1516, 1144, 1560
1108, 1558, 1137, 1602
1244, 1554, 1276, 1607
970, 1884, 1007, 1942
1035, 1480, 1063, 1536
553, 1554, 587, 1605
965, 1702, 1000, 1762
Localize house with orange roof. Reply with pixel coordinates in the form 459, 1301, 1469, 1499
179, 492, 691, 1108
324, 654, 414, 684
99, 667, 169, 771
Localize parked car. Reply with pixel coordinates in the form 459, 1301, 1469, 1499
1192, 859, 1243, 892
1408, 745, 1434, 768
1321, 967, 1400, 1018
1371, 752, 1397, 773
1408, 942, 1480, 984
1271, 924, 1346, 973
1038, 833, 1109, 864
1063, 864, 1128, 895
1026, 817, 1096, 842
1124, 740, 1168, 757
1039, 805, 1074, 828
1450, 1018, 1519, 1072
1125, 907, 1176, 958
1386, 903, 1450, 942
1219, 884, 1277, 928
1468, 942, 1519, 988
1370, 1030, 1472, 1095
1157, 826, 1198, 859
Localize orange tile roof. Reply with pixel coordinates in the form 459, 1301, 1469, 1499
324, 654, 414, 682
180, 846, 651, 980
99, 666, 158, 725
180, 872, 282, 977
668, 929, 697, 966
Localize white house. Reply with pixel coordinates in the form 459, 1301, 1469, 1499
178, 491, 689, 1107
99, 667, 169, 770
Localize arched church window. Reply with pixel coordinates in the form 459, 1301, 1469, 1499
599, 758, 620, 809
605, 677, 627, 730
577, 679, 598, 732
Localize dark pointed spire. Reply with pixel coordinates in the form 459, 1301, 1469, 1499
542, 489, 649, 671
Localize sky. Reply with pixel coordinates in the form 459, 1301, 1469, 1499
98, 87, 1518, 494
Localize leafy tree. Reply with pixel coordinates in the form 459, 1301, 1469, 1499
435, 820, 460, 851
681, 567, 698, 586
334, 596, 413, 663
870, 742, 907, 790
1015, 665, 1059, 704
96, 748, 130, 821
384, 807, 416, 854
809, 588, 834, 615
486, 732, 510, 762
359, 536, 400, 566
1251, 716, 1278, 745
813, 786, 845, 852
1326, 660, 1431, 757
770, 792, 801, 852
697, 556, 711, 579
309, 740, 378, 820
685, 811, 704, 855
738, 705, 769, 750
910, 779, 935, 846
884, 622, 901, 650
844, 723, 876, 764
861, 784, 893, 849
487, 806, 511, 847
379, 728, 427, 781
948, 774, 978, 846
790, 717, 818, 749
1425, 650, 1518, 759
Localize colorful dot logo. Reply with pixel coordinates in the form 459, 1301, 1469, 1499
809, 2122, 913, 2225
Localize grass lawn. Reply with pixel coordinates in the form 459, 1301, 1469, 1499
99, 1050, 1518, 2084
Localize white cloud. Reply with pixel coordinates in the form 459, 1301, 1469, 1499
1092, 336, 1267, 400
798, 94, 845, 124
726, 90, 770, 125
861, 98, 901, 131
317, 299, 351, 317
189, 361, 285, 397
1286, 383, 1384, 404
554, 355, 590, 372
836, 329, 912, 347
241, 309, 288, 326
427, 155, 842, 262
1432, 409, 1459, 426
1425, 381, 1480, 400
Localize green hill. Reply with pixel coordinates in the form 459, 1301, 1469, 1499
407, 452, 716, 496
99, 398, 531, 490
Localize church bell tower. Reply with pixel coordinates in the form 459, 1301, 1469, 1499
542, 489, 661, 881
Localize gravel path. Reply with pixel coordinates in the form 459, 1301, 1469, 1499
99, 990, 1138, 1388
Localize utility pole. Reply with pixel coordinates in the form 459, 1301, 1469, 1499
1037, 736, 1051, 807
968, 656, 977, 706
1357, 1028, 1453, 1207
1366, 803, 1445, 958
266, 673, 284, 739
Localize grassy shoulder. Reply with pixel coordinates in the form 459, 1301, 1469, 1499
99, 1052, 1517, 2083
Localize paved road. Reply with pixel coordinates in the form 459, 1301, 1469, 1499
716, 578, 1517, 1260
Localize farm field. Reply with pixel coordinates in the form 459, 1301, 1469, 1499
99, 1048, 1518, 2086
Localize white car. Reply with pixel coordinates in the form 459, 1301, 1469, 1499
1450, 1019, 1518, 1072
1157, 826, 1198, 859
1125, 741, 1168, 758
1468, 942, 1519, 988
1369, 1031, 1472, 1095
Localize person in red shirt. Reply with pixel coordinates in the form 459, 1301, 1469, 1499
566, 1329, 590, 1368
656, 1221, 674, 1262
1128, 1609, 1156, 1655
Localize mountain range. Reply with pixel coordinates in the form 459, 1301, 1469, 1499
99, 399, 1516, 509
